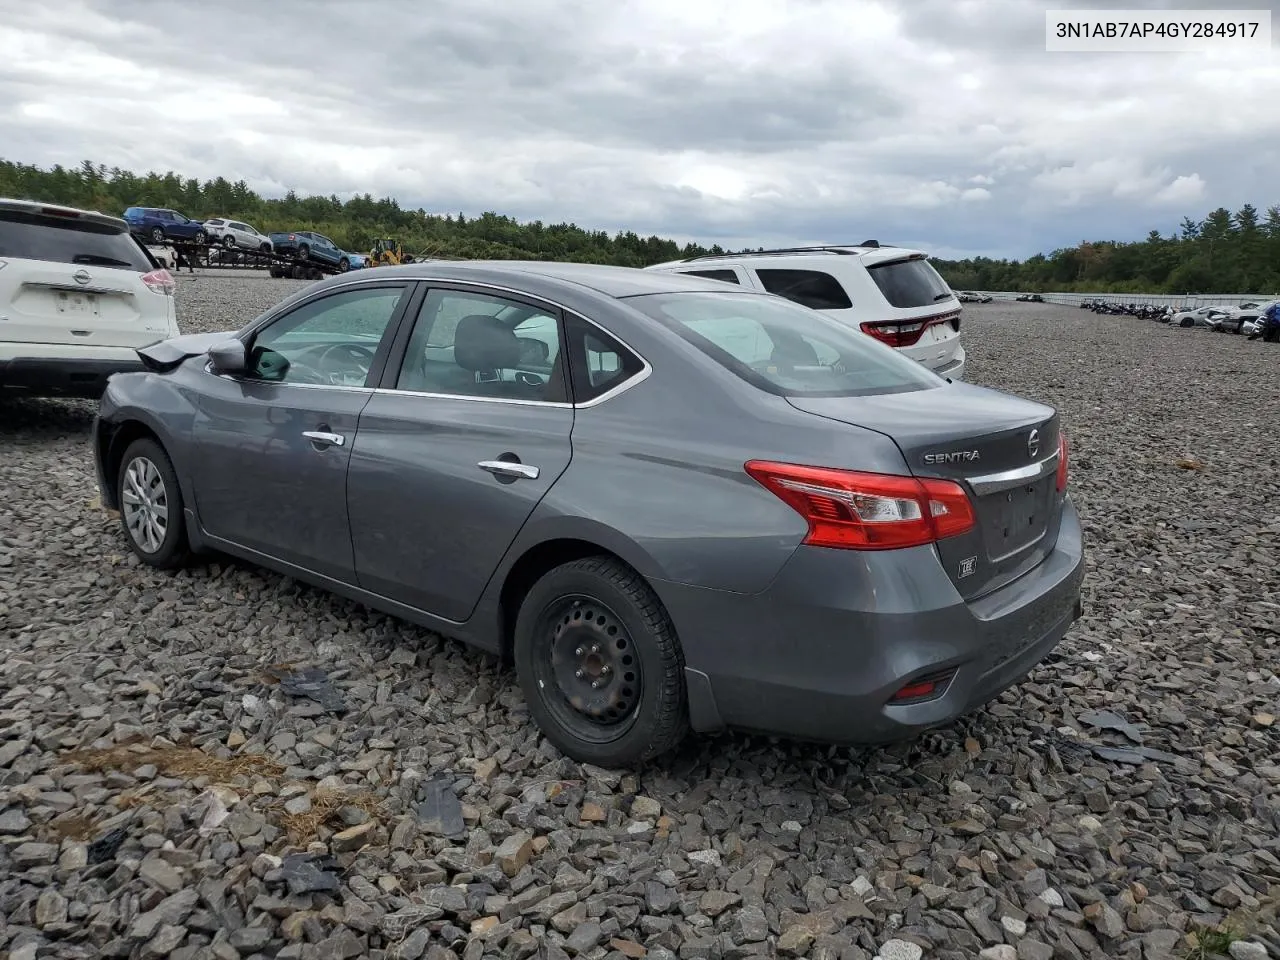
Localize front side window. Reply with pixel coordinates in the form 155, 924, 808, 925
627, 291, 941, 398
394, 289, 566, 402
247, 285, 408, 386
755, 268, 853, 310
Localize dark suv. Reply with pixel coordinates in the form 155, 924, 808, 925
123, 207, 208, 245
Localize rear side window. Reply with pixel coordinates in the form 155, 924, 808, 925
680, 269, 740, 285
628, 291, 939, 398
754, 269, 853, 310
566, 315, 645, 402
0, 210, 154, 272
867, 257, 953, 309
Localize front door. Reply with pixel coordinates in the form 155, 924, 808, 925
347, 284, 574, 621
190, 281, 414, 583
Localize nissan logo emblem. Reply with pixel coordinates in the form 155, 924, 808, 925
72, 270, 91, 285
1027, 429, 1040, 458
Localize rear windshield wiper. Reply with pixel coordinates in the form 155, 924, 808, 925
933, 292, 952, 302
72, 254, 134, 267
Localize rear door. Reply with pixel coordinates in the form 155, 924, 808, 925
346, 283, 574, 621
0, 206, 173, 348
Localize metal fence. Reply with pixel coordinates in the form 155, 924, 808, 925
972, 291, 1278, 308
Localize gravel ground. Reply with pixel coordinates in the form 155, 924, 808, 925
2, 271, 1278, 960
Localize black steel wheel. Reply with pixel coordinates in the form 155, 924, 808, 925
514, 557, 688, 767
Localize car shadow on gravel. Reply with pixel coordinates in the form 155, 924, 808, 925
0, 396, 97, 440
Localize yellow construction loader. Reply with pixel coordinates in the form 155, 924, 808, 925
368, 238, 416, 267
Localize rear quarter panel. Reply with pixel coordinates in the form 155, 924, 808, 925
492, 301, 916, 596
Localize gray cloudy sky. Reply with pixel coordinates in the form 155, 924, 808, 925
2, 0, 1277, 259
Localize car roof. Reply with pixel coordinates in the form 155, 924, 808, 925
0, 197, 129, 232
322, 259, 765, 299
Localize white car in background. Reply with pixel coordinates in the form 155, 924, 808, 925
645, 243, 966, 380
202, 217, 272, 252
0, 197, 178, 398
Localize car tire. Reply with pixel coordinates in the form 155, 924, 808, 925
223, 235, 237, 249
195, 230, 207, 245
298, 244, 310, 259
1180, 317, 1193, 328
338, 258, 350, 272
513, 556, 689, 767
260, 243, 272, 253
117, 438, 190, 570
150, 227, 166, 244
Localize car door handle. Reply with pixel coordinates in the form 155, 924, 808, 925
302, 431, 345, 447
478, 460, 539, 480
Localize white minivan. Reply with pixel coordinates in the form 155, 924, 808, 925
0, 198, 178, 398
646, 243, 966, 379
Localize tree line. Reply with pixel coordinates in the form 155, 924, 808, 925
3, 159, 1277, 294
928, 204, 1280, 295
0, 159, 722, 266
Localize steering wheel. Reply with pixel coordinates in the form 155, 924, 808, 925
312, 343, 377, 383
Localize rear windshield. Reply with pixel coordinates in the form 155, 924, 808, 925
0, 210, 154, 272
627, 291, 942, 398
867, 257, 954, 309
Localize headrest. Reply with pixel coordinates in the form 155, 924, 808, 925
454, 314, 520, 372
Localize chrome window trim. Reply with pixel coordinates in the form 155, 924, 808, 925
224, 275, 651, 407
202, 360, 374, 393
966, 451, 1061, 496
370, 275, 654, 408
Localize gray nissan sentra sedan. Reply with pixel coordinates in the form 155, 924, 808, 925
93, 261, 1084, 767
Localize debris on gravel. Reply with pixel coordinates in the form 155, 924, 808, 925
1, 277, 1278, 960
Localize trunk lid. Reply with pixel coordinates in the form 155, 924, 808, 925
788, 382, 1063, 600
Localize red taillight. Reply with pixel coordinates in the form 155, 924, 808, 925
744, 461, 976, 550
860, 312, 958, 348
141, 268, 175, 296
1056, 431, 1069, 492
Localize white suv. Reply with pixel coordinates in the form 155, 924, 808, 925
202, 217, 272, 252
0, 198, 178, 399
646, 243, 966, 379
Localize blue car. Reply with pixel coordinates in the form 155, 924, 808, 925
124, 207, 208, 246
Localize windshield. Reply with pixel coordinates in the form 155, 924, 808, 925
627, 291, 943, 397
0, 210, 154, 272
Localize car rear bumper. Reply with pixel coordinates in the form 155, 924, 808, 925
657, 498, 1085, 744
0, 348, 145, 399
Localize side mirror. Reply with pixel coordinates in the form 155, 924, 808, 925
208, 338, 248, 375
